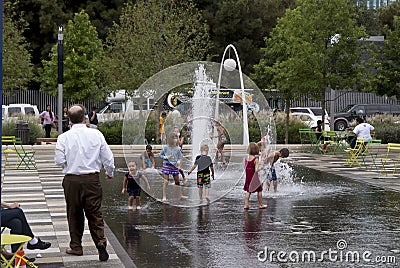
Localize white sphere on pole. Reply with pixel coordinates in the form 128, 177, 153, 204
223, 58, 236, 71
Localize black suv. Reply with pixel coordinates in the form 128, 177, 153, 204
333, 104, 400, 130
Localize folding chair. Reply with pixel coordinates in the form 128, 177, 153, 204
13, 138, 36, 170
2, 136, 17, 169
344, 138, 366, 167
2, 136, 36, 170
360, 139, 382, 170
380, 143, 400, 177
299, 128, 312, 152
323, 131, 340, 154
1, 234, 38, 268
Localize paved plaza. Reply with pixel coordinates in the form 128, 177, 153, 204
1, 143, 399, 267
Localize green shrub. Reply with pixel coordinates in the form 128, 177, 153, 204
365, 114, 400, 143
248, 119, 261, 142
98, 111, 311, 145
28, 120, 46, 144
98, 120, 122, 145
145, 112, 158, 144
2, 118, 45, 144
273, 112, 306, 144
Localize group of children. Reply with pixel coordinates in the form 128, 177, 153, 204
244, 142, 289, 209
121, 131, 289, 210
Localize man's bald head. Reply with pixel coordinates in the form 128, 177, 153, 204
68, 105, 86, 124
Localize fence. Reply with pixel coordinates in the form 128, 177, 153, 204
3, 88, 399, 115
2, 89, 106, 113
264, 89, 399, 112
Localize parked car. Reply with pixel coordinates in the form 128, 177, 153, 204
333, 104, 400, 131
290, 107, 330, 130
2, 104, 40, 120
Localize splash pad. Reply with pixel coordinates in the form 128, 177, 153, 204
122, 61, 276, 207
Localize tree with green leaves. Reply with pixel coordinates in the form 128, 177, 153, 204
101, 0, 210, 97
253, 0, 369, 142
39, 10, 105, 102
13, 0, 123, 66
374, 16, 400, 98
3, 0, 34, 93
202, 0, 296, 74
379, 1, 400, 31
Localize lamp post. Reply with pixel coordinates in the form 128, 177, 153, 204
216, 44, 249, 147
57, 27, 63, 134
0, 0, 4, 228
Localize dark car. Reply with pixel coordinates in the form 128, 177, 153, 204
333, 104, 400, 130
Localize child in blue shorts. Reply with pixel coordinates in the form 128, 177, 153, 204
121, 161, 150, 210
188, 144, 214, 202
267, 148, 289, 192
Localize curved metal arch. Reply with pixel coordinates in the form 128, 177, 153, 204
216, 44, 249, 146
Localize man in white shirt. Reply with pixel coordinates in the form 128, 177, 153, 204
54, 105, 114, 262
350, 117, 375, 148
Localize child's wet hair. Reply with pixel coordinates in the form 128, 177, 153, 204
146, 144, 152, 150
200, 144, 209, 152
167, 132, 178, 145
279, 148, 289, 158
247, 142, 259, 156
257, 141, 265, 148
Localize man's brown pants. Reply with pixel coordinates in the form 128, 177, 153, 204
62, 174, 106, 250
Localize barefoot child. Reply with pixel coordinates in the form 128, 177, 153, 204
213, 122, 227, 168
121, 161, 150, 210
244, 142, 267, 209
187, 144, 214, 203
159, 132, 187, 201
174, 126, 187, 185
265, 148, 290, 192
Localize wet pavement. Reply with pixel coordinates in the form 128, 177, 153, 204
104, 155, 400, 267
2, 144, 400, 267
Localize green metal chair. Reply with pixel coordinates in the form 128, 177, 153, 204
2, 136, 36, 170
299, 128, 312, 152
13, 137, 36, 170
360, 139, 382, 169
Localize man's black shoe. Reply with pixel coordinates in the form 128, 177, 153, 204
27, 238, 51, 250
97, 244, 109, 262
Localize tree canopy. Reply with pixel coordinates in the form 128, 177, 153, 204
203, 0, 295, 74
2, 0, 33, 93
252, 0, 369, 142
101, 0, 210, 97
375, 16, 400, 98
40, 10, 104, 102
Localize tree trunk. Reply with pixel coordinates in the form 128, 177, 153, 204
321, 89, 326, 130
285, 98, 290, 144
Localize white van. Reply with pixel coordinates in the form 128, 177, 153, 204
97, 90, 155, 122
290, 107, 330, 130
2, 104, 40, 120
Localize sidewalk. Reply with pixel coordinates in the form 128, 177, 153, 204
1, 145, 135, 268
2, 143, 399, 267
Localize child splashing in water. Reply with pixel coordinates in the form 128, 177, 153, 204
159, 132, 187, 202
244, 142, 268, 209
263, 148, 290, 192
121, 161, 150, 210
187, 144, 214, 203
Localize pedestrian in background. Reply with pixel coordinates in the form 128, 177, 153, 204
88, 107, 98, 129
39, 105, 55, 138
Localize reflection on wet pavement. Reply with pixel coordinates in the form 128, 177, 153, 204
102, 159, 400, 267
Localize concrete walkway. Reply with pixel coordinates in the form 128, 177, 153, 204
1, 145, 135, 268
1, 143, 399, 267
